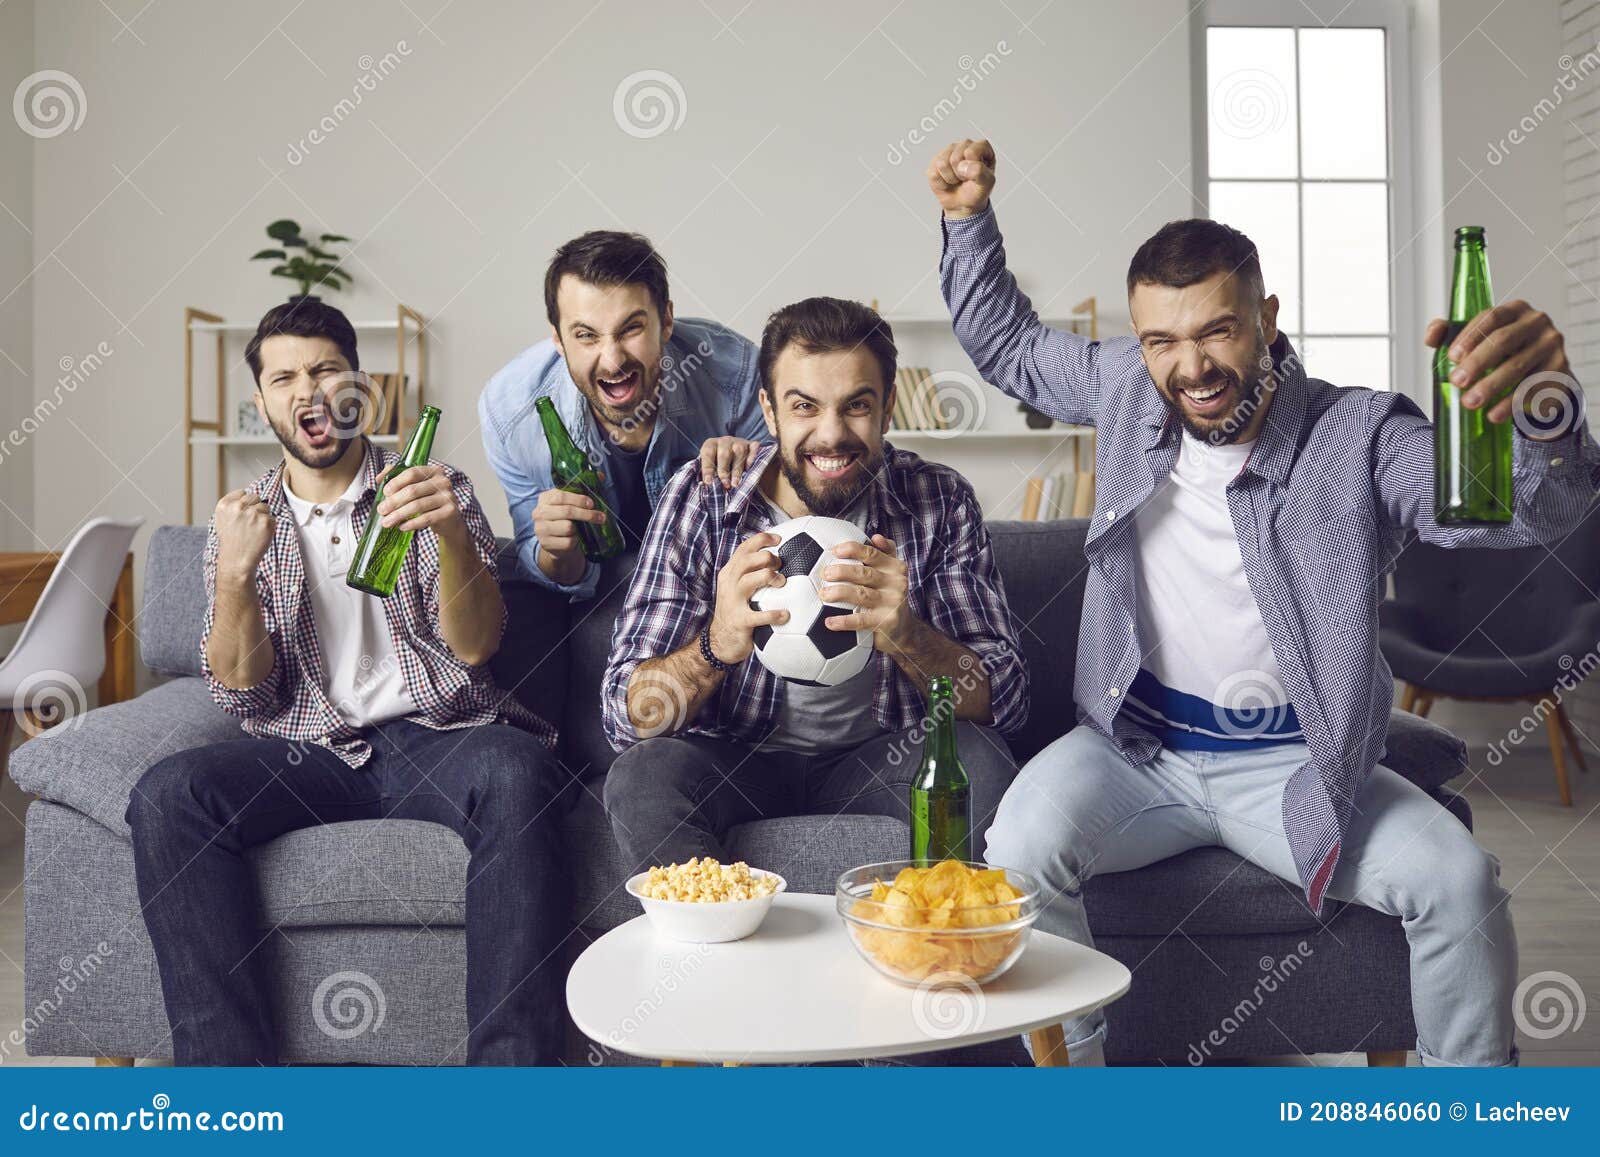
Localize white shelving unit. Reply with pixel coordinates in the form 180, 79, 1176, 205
183, 303, 426, 522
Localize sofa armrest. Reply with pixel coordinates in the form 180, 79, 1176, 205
1384, 706, 1470, 793
7, 677, 243, 838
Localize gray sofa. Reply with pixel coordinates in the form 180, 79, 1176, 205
11, 519, 1472, 1065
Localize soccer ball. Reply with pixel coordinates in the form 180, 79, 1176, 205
748, 516, 875, 687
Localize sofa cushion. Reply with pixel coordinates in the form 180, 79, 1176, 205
1381, 704, 1470, 791
985, 520, 1090, 766
9, 676, 244, 837
138, 525, 207, 677
1083, 790, 1472, 936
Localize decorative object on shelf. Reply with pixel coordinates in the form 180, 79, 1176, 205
1019, 402, 1053, 430
235, 398, 271, 437
251, 219, 353, 300
183, 304, 428, 522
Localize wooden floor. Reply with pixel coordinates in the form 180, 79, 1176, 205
1, 732, 1595, 1068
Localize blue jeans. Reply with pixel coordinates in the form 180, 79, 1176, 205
127, 718, 569, 1065
984, 725, 1517, 1066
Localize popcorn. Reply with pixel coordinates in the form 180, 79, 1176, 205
641, 857, 780, 903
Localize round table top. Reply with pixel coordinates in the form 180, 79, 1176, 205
566, 892, 1131, 1065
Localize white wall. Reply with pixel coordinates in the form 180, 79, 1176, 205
24, 0, 1195, 554
0, 0, 35, 553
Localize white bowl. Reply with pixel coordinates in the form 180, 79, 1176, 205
624, 869, 787, 943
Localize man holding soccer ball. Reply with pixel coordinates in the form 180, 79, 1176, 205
601, 296, 1028, 873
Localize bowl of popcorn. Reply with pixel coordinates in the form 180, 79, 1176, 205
625, 857, 787, 943
836, 859, 1040, 986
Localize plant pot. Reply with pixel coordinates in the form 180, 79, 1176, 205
286, 293, 322, 305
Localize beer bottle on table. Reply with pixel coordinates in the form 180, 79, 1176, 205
346, 405, 441, 597
910, 675, 973, 865
536, 396, 624, 561
1435, 226, 1512, 525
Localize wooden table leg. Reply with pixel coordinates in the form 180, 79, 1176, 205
660, 1059, 694, 1067
1028, 1023, 1071, 1067
98, 555, 136, 707
1367, 1050, 1408, 1067
95, 1057, 135, 1067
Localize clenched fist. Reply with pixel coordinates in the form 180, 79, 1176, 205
928, 138, 997, 220
213, 489, 275, 586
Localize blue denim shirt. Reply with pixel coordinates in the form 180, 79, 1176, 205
478, 317, 766, 600
942, 207, 1600, 911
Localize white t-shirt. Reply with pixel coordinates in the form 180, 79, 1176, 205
281, 474, 417, 730
1126, 430, 1302, 748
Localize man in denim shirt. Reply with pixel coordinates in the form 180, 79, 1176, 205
930, 138, 1598, 1068
480, 230, 767, 601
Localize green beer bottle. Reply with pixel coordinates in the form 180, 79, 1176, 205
1435, 226, 1512, 525
535, 396, 624, 560
910, 675, 973, 865
346, 405, 441, 597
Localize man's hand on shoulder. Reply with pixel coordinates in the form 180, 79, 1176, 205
699, 436, 762, 489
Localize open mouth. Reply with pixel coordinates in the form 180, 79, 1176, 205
804, 451, 859, 480
596, 367, 642, 407
1177, 379, 1235, 418
298, 406, 334, 449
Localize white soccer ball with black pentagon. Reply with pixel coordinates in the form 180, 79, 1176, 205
748, 516, 874, 687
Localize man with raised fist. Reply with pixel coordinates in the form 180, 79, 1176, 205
127, 300, 567, 1066
930, 137, 1599, 1067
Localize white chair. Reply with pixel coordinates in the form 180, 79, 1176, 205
0, 518, 142, 770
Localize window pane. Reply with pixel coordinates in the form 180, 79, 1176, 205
1209, 180, 1300, 334
1299, 28, 1388, 179
1300, 336, 1391, 391
1207, 27, 1298, 178
1303, 182, 1389, 332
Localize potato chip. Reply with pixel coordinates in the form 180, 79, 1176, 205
846, 859, 1030, 983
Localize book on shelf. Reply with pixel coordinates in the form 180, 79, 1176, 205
1019, 470, 1080, 521
889, 366, 949, 431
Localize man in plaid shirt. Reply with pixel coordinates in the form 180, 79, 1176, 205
602, 296, 1028, 874
126, 301, 567, 1066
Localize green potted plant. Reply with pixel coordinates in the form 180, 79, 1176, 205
251, 219, 353, 301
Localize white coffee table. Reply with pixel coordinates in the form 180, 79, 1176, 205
566, 892, 1131, 1066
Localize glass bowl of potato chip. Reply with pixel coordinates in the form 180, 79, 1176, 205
625, 857, 787, 943
835, 859, 1040, 986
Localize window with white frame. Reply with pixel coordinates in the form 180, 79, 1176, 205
1202, 12, 1401, 391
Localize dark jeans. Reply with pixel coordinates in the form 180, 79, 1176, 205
126, 718, 569, 1066
603, 724, 1018, 874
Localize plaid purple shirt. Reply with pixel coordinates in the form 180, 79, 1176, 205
601, 441, 1028, 750
200, 438, 556, 767
943, 206, 1600, 911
